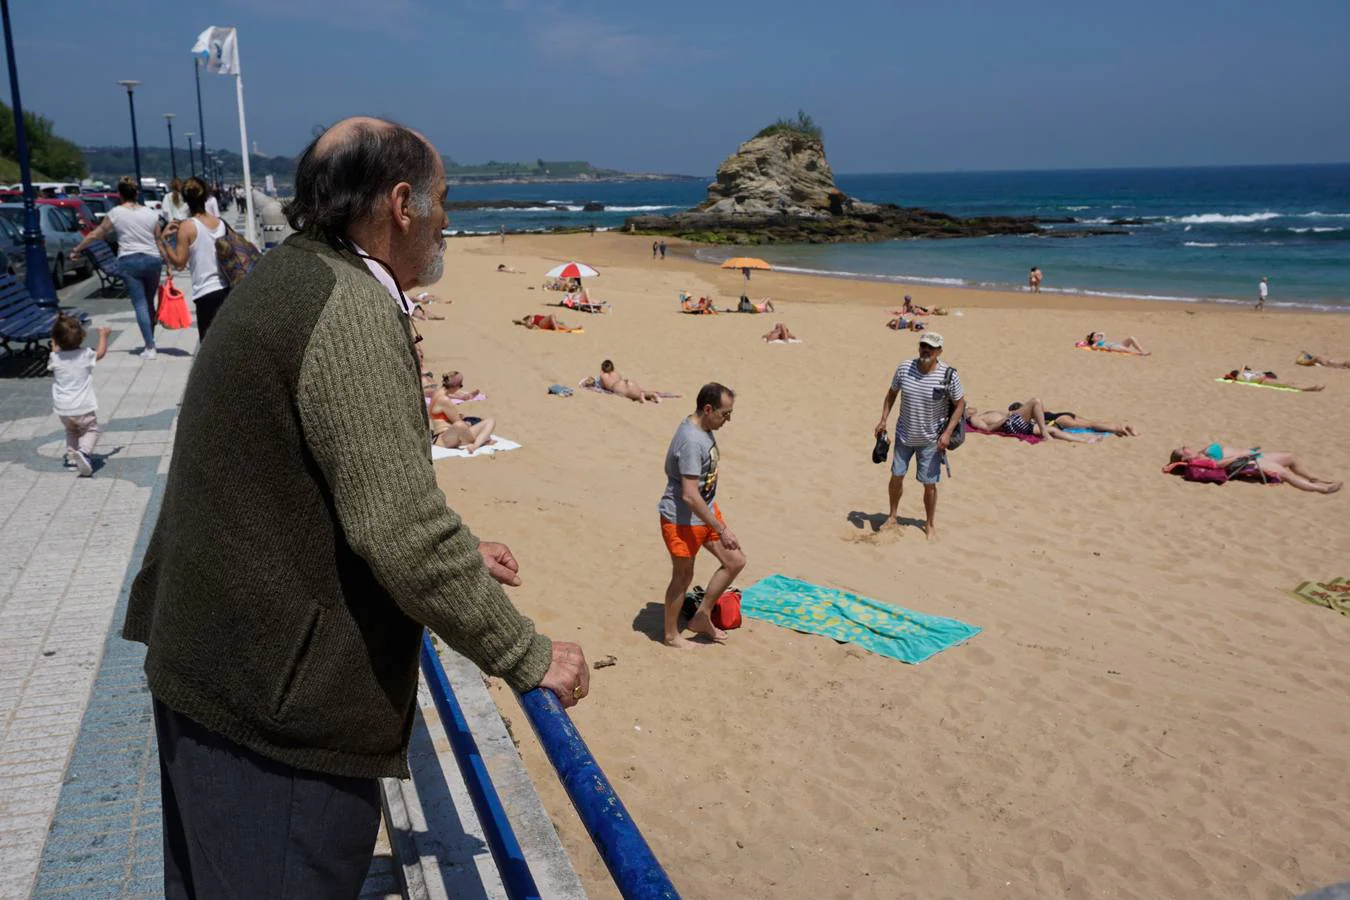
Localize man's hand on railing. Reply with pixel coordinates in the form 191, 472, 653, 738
538, 642, 589, 709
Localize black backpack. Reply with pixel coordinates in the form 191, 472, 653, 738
942, 366, 965, 451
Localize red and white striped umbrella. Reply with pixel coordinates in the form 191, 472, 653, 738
544, 261, 600, 279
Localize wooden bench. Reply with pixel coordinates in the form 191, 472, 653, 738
0, 273, 88, 360
82, 239, 126, 296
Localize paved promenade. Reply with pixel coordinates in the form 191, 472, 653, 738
0, 277, 190, 898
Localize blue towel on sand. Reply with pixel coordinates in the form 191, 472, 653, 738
738, 574, 980, 664
1062, 426, 1112, 437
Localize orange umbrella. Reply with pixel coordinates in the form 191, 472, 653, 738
720, 257, 772, 271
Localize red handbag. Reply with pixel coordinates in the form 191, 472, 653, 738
157, 273, 192, 329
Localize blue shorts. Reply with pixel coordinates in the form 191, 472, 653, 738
891, 441, 941, 484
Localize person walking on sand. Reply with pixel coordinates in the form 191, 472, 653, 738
1256, 276, 1268, 311
653, 240, 659, 259
659, 383, 746, 648
659, 240, 667, 259
874, 332, 965, 539
1029, 266, 1043, 293
500, 223, 506, 243
49, 315, 111, 477
122, 117, 589, 899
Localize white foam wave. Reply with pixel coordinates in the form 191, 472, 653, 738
1170, 211, 1280, 225
605, 204, 679, 212
1289, 226, 1344, 234
1302, 211, 1350, 219
1063, 205, 1090, 211
766, 263, 967, 286
1183, 241, 1219, 248
482, 206, 561, 212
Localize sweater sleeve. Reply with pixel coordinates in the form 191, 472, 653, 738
296, 271, 552, 693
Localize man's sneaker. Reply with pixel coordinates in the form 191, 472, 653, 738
63, 455, 76, 469
139, 347, 157, 360
74, 451, 93, 477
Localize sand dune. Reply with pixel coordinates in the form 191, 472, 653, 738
422, 232, 1350, 899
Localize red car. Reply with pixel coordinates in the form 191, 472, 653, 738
37, 197, 96, 235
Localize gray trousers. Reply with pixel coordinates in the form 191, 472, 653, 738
152, 698, 382, 899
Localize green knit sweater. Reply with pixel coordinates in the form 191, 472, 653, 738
123, 232, 552, 779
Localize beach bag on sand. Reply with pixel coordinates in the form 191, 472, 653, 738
156, 274, 192, 329
215, 222, 262, 287
942, 367, 966, 451
1163, 456, 1269, 485
682, 586, 743, 631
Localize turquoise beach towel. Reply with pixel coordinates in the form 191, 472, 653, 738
1062, 426, 1113, 438
738, 574, 981, 664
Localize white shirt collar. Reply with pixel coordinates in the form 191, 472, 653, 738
349, 240, 415, 317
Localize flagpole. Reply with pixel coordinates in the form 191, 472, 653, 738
194, 57, 207, 178
231, 31, 257, 245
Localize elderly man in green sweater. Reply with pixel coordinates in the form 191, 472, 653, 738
123, 117, 589, 898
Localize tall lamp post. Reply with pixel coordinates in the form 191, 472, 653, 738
163, 113, 178, 182
117, 80, 143, 201
184, 132, 195, 176
1, 0, 57, 300
193, 57, 207, 178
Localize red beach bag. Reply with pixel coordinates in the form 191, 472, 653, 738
156, 274, 192, 330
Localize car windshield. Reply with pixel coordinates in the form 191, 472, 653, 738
0, 208, 24, 229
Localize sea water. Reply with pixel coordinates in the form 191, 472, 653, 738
445, 164, 1350, 310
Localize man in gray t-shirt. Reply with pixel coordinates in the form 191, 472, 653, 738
658, 383, 746, 648
873, 332, 965, 539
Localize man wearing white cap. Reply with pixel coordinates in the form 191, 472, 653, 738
874, 332, 965, 539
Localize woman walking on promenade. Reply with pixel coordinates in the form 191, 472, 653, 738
157, 177, 230, 340
70, 176, 164, 359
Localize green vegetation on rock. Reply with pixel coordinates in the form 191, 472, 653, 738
754, 110, 823, 142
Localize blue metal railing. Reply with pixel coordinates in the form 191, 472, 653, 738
419, 633, 679, 900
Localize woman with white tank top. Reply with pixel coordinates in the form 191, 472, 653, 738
157, 176, 231, 340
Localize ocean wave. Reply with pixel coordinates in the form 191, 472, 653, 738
482, 206, 562, 212
1183, 241, 1219, 248
1303, 211, 1350, 219
1063, 205, 1091, 211
766, 263, 968, 286
1289, 226, 1344, 233
605, 204, 680, 212
1170, 211, 1280, 225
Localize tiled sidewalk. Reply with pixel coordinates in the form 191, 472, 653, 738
0, 279, 194, 899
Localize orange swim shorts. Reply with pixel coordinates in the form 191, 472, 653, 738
660, 504, 724, 559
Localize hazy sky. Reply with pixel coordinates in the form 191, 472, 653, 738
8, 0, 1349, 174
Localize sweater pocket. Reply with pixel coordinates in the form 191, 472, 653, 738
271, 607, 323, 722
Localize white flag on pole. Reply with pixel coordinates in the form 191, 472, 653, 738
191, 26, 240, 75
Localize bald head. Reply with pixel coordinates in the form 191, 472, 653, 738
285, 116, 444, 240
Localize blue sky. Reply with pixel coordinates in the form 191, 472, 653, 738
8, 0, 1349, 174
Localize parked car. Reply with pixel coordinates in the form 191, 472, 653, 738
37, 197, 97, 234
0, 215, 27, 280
0, 203, 93, 287
82, 196, 113, 221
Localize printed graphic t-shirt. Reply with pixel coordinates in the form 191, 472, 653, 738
657, 417, 719, 525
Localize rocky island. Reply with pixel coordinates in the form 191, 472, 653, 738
625, 115, 1125, 244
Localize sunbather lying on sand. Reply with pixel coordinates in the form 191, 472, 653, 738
761, 322, 798, 342
428, 387, 496, 453
514, 313, 572, 330
1223, 367, 1324, 391
1170, 444, 1341, 493
679, 292, 717, 313
1297, 352, 1350, 368
589, 359, 665, 403
411, 303, 443, 321
966, 399, 1104, 443
1080, 331, 1150, 355
496, 264, 523, 273
437, 371, 479, 402
411, 290, 445, 304
901, 294, 948, 316
737, 294, 775, 313
886, 315, 926, 331
1007, 402, 1138, 436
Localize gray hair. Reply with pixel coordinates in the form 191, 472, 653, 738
285, 118, 440, 238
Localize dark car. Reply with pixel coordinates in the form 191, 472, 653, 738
0, 214, 28, 280
37, 197, 97, 234
0, 203, 93, 287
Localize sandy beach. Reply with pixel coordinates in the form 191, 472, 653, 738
420, 231, 1350, 899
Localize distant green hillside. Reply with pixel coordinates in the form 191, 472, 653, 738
82, 146, 296, 183
446, 159, 622, 181
0, 157, 52, 183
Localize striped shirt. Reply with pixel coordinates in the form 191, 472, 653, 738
890, 359, 964, 446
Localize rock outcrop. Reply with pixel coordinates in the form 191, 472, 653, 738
625, 127, 1124, 244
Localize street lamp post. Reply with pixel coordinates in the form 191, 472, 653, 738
0, 0, 57, 301
193, 57, 207, 178
184, 132, 195, 176
117, 80, 143, 202
163, 113, 178, 182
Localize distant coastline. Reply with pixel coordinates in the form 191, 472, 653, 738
447, 173, 702, 186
